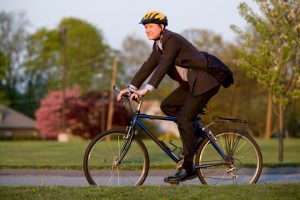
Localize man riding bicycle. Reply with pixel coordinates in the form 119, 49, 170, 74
117, 11, 232, 184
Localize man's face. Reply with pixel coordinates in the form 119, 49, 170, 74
144, 23, 163, 40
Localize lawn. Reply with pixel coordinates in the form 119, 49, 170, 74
1, 183, 299, 200
0, 138, 299, 169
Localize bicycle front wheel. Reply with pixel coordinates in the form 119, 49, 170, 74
195, 129, 262, 184
83, 129, 149, 186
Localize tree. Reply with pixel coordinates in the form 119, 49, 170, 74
25, 17, 110, 93
120, 34, 151, 84
231, 0, 300, 161
24, 17, 111, 118
23, 28, 59, 117
35, 87, 81, 139
59, 18, 110, 91
0, 50, 10, 105
67, 91, 130, 139
24, 28, 60, 88
0, 11, 29, 110
35, 87, 130, 139
285, 99, 300, 137
181, 29, 225, 56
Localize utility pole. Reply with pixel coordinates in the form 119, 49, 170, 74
106, 57, 118, 130
60, 28, 68, 132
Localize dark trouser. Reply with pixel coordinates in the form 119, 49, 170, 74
160, 85, 220, 170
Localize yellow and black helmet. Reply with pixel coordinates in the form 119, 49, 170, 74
139, 11, 168, 26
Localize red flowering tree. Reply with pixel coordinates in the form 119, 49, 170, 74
35, 88, 130, 139
66, 91, 130, 139
35, 87, 81, 139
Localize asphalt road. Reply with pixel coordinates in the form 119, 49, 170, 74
0, 168, 299, 186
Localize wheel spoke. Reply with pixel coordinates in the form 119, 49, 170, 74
196, 130, 262, 185
83, 131, 149, 186
124, 148, 142, 161
233, 140, 248, 155
230, 134, 242, 156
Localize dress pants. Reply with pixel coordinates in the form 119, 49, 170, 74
160, 85, 220, 170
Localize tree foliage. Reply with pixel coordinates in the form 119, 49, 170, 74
35, 88, 130, 139
59, 18, 110, 91
182, 29, 225, 55
231, 0, 300, 138
0, 11, 28, 108
231, 0, 300, 103
35, 88, 81, 139
0, 50, 10, 105
120, 34, 151, 84
25, 17, 110, 92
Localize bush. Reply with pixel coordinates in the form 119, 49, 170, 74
35, 87, 131, 139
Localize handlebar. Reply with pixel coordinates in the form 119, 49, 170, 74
113, 85, 143, 114
113, 85, 143, 101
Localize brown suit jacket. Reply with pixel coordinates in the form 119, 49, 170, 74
130, 29, 220, 96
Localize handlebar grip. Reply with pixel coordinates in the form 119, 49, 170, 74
113, 85, 141, 103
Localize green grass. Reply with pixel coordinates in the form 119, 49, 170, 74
0, 184, 299, 200
256, 138, 300, 167
0, 138, 299, 169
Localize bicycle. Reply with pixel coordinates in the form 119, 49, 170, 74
83, 86, 263, 186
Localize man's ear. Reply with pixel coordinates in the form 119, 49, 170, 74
160, 24, 165, 30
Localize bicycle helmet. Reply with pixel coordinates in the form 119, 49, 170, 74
139, 11, 168, 26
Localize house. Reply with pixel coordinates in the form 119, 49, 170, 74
0, 104, 39, 139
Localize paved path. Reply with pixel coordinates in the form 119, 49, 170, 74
0, 168, 299, 186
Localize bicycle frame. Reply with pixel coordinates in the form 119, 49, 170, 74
116, 98, 229, 169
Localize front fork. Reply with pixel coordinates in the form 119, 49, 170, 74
113, 124, 135, 166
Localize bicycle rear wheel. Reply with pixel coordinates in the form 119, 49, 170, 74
195, 129, 262, 184
83, 129, 149, 186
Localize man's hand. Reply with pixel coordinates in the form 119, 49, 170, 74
130, 88, 149, 100
117, 88, 131, 102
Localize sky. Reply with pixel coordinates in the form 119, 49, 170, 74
0, 0, 260, 49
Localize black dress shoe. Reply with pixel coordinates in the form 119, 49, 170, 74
164, 168, 197, 183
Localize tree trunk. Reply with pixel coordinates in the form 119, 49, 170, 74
278, 100, 284, 162
265, 90, 272, 139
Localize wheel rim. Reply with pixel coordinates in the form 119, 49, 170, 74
85, 132, 148, 186
197, 131, 262, 184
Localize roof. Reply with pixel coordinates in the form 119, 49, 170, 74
0, 104, 36, 129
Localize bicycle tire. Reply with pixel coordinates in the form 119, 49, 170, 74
195, 129, 262, 184
83, 129, 149, 186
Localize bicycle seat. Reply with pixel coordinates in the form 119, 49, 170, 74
213, 116, 247, 123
